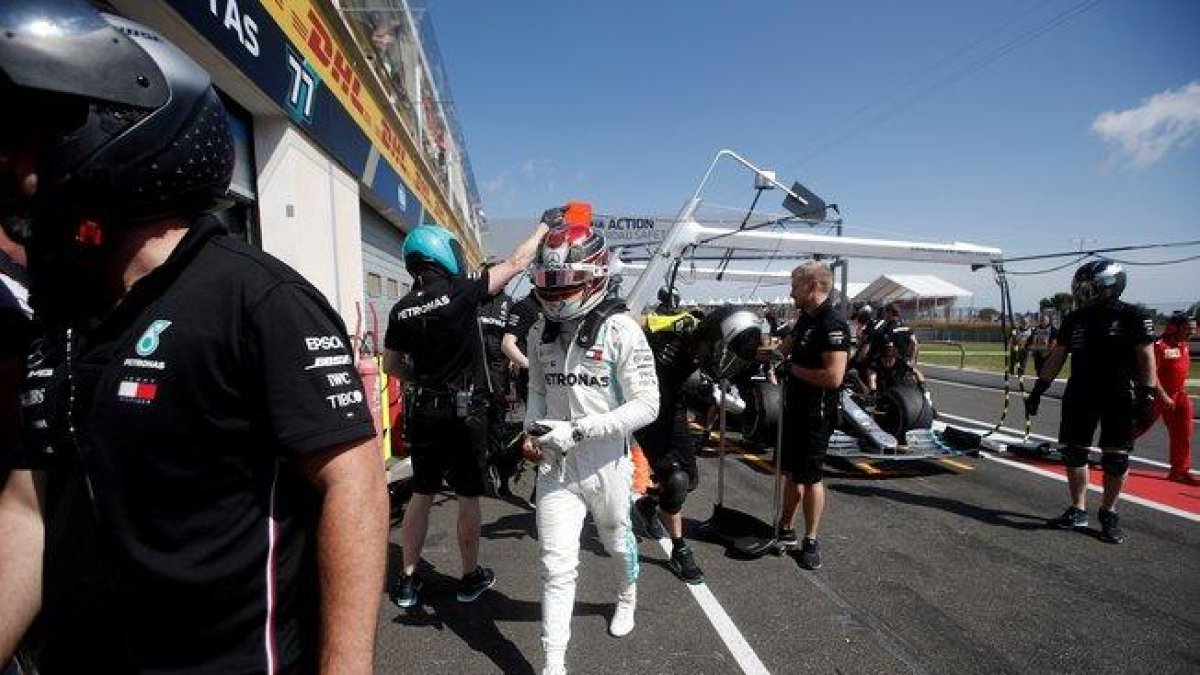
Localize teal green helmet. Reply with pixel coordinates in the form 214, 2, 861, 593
402, 225, 466, 276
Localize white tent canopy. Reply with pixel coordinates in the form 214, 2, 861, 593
853, 274, 972, 318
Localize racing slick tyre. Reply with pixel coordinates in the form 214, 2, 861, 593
744, 380, 781, 445
875, 385, 933, 438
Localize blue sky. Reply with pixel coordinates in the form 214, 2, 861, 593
432, 0, 1199, 312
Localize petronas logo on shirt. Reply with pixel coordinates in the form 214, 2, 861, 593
136, 320, 173, 357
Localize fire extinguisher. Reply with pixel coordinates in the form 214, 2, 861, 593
371, 301, 404, 460
354, 302, 385, 441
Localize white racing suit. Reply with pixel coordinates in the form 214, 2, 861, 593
526, 311, 659, 658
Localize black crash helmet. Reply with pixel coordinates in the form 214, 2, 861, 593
1071, 259, 1126, 307
695, 306, 763, 380
0, 0, 234, 242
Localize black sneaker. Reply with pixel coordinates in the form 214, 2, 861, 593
1098, 509, 1126, 544
456, 566, 496, 603
669, 542, 705, 585
1050, 506, 1088, 529
393, 573, 422, 609
776, 527, 799, 549
635, 497, 667, 540
799, 538, 822, 570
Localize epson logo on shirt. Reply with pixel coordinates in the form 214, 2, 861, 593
397, 295, 450, 319
305, 335, 345, 351
546, 372, 611, 387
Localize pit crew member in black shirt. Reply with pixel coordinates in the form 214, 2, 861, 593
635, 301, 762, 584
867, 340, 925, 393
860, 303, 917, 370
1027, 313, 1058, 376
779, 261, 850, 570
503, 291, 543, 401
478, 286, 517, 496
0, 4, 388, 672
1025, 260, 1157, 544
385, 215, 550, 608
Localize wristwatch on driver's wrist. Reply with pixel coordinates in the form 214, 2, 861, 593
570, 421, 585, 443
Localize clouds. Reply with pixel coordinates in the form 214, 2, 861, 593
1092, 81, 1200, 169
481, 157, 588, 214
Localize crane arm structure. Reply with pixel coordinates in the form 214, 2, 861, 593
621, 149, 1002, 314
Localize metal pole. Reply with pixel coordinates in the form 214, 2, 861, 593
771, 382, 785, 539
837, 222, 849, 318
717, 380, 728, 507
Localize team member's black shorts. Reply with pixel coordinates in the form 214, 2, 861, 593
781, 403, 835, 485
1059, 380, 1134, 451
407, 398, 489, 497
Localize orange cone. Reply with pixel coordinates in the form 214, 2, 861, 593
631, 444, 652, 496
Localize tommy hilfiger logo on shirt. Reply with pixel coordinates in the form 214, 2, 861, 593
118, 379, 159, 404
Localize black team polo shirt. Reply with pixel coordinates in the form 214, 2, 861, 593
384, 268, 493, 394
787, 298, 851, 414
17, 216, 375, 674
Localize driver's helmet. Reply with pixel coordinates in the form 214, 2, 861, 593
531, 224, 609, 321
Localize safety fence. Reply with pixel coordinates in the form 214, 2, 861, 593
920, 340, 966, 369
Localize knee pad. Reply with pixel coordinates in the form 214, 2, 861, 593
1059, 445, 1089, 468
658, 467, 691, 514
1101, 451, 1130, 477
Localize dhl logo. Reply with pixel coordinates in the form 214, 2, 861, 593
263, 0, 455, 229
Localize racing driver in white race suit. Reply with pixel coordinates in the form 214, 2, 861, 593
521, 206, 659, 675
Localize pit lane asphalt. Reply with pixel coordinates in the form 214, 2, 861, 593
375, 376, 1199, 674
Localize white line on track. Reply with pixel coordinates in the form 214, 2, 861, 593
979, 451, 1200, 524
934, 412, 1176, 470
928, 414, 1200, 523
651, 536, 771, 674
928, 378, 1199, 426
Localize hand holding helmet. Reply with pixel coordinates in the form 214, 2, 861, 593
540, 207, 567, 229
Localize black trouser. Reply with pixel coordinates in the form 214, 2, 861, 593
1031, 352, 1048, 377
485, 366, 522, 493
